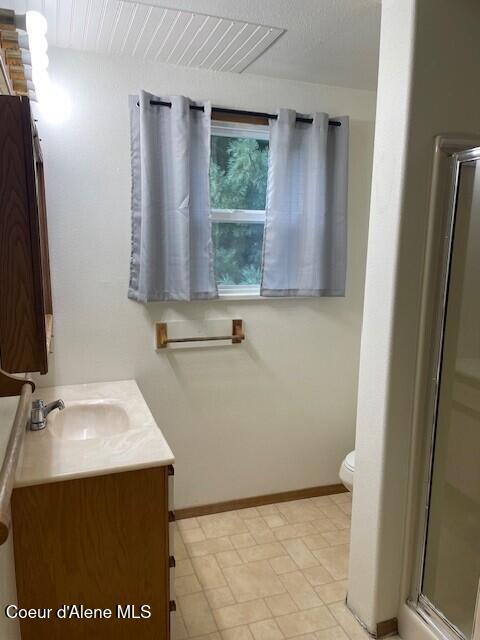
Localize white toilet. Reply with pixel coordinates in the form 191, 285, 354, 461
339, 450, 355, 492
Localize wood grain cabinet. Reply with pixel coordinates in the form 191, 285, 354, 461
0, 95, 52, 375
11, 464, 175, 639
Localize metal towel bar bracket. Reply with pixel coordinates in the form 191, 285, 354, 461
155, 319, 245, 349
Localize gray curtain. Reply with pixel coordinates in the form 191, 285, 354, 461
129, 91, 218, 302
261, 110, 349, 297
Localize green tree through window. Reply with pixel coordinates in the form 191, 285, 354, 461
210, 133, 269, 287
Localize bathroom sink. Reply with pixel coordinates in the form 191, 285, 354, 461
47, 399, 130, 441
17, 380, 174, 489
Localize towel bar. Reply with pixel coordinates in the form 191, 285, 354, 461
155, 319, 245, 349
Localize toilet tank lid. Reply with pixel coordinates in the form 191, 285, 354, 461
344, 451, 355, 472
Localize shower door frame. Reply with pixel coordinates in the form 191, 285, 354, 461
410, 144, 480, 640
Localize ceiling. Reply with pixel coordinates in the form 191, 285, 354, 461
5, 0, 381, 90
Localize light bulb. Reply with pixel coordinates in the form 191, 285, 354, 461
26, 12, 48, 37
28, 34, 48, 55
18, 33, 29, 49
20, 49, 32, 66
14, 11, 48, 36
22, 65, 33, 81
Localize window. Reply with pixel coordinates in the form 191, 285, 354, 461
210, 122, 269, 297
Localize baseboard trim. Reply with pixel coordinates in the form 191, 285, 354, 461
376, 618, 399, 638
346, 597, 398, 639
176, 483, 348, 520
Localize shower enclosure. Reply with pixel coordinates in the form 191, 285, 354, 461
415, 145, 480, 640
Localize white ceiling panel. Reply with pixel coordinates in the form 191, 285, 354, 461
216, 23, 261, 71
81, 0, 110, 50
187, 18, 230, 68
115, 1, 140, 54
155, 9, 190, 62
129, 5, 157, 57
68, 0, 92, 50
163, 11, 201, 64
173, 14, 213, 66
199, 20, 243, 70
3, 0, 381, 89
55, 0, 74, 48
229, 26, 280, 74
107, 0, 138, 54
3, 0, 285, 74
96, 1, 124, 53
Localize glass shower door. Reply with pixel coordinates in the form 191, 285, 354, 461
420, 149, 480, 640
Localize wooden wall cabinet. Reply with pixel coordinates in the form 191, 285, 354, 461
0, 95, 52, 376
11, 465, 175, 639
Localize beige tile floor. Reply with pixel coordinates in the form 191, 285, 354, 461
173, 492, 376, 640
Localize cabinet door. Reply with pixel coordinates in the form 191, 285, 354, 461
0, 96, 48, 374
12, 466, 170, 639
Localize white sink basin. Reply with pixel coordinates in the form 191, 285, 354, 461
48, 399, 130, 441
17, 380, 174, 488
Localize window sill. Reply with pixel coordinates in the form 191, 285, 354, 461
218, 293, 262, 301
218, 285, 261, 301
217, 288, 295, 301
216, 288, 325, 301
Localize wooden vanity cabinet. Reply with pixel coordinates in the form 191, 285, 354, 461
11, 464, 175, 640
0, 95, 52, 375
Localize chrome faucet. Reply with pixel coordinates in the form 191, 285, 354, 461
30, 399, 65, 431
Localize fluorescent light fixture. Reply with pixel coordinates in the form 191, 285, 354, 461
20, 49, 32, 66
14, 11, 48, 37
18, 33, 29, 49
20, 65, 32, 81
28, 33, 48, 55
14, 12, 49, 82
13, 10, 71, 124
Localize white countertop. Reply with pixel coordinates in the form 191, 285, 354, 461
15, 379, 174, 488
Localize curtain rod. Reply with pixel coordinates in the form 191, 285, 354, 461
148, 100, 342, 127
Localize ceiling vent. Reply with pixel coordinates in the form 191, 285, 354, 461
8, 1, 285, 73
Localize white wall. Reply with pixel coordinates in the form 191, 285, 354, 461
348, 0, 480, 634
37, 48, 375, 509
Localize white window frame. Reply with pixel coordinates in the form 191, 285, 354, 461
211, 122, 269, 298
